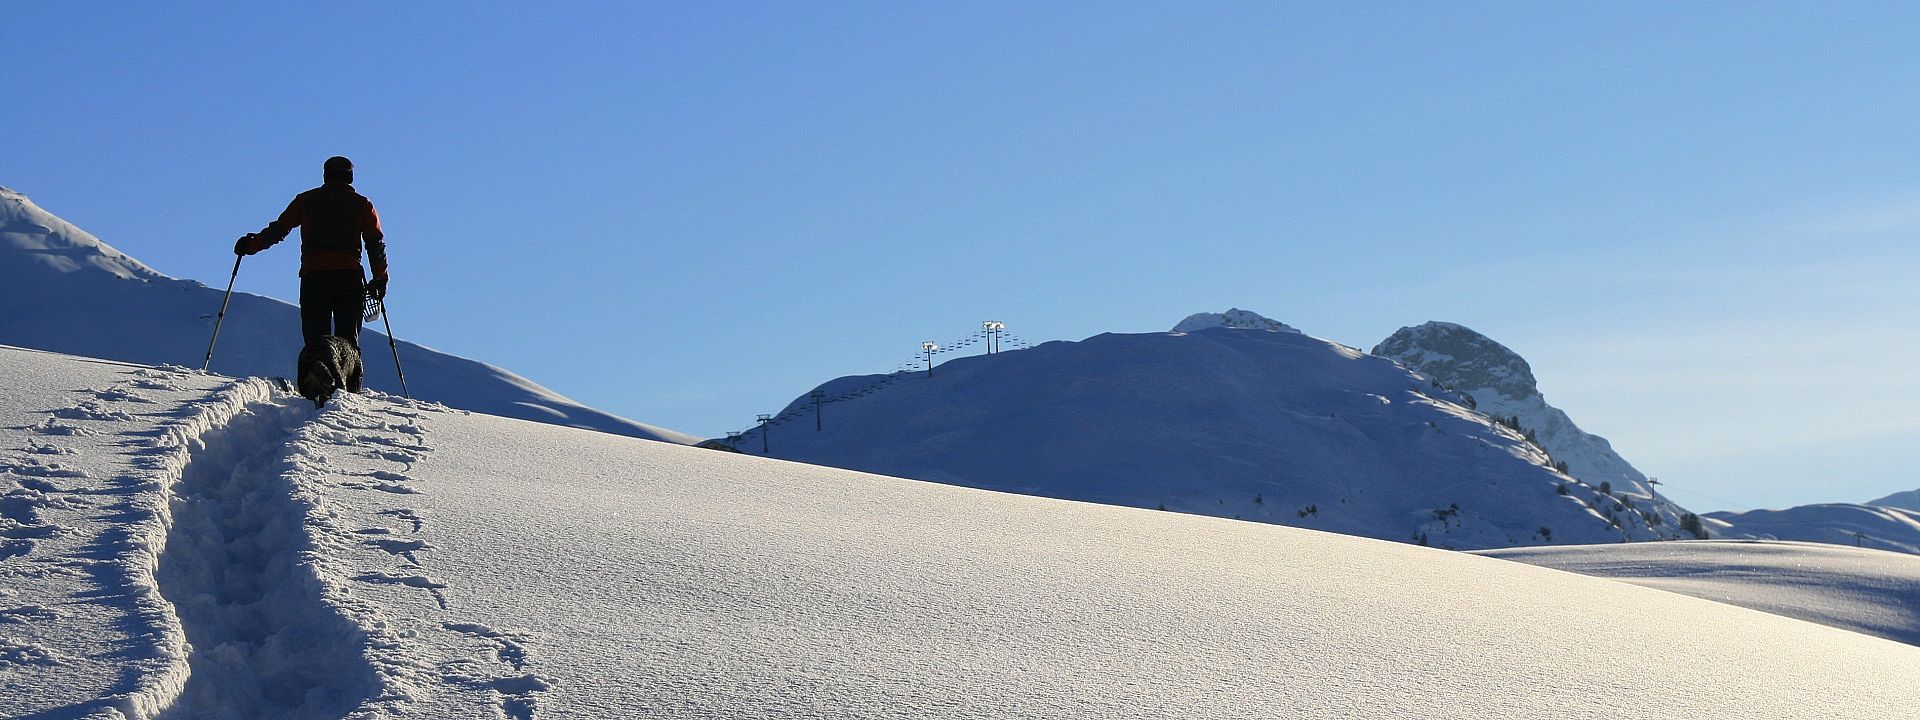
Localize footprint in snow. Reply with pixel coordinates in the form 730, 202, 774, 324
445, 622, 532, 670
361, 435, 431, 452
442, 660, 551, 720
375, 450, 424, 466
1, 456, 89, 479
378, 509, 425, 533
365, 537, 431, 565
30, 418, 96, 437
25, 441, 77, 456
0, 638, 60, 666
0, 539, 34, 559
0, 605, 59, 624
51, 402, 134, 422
0, 524, 66, 540
353, 571, 448, 609
90, 386, 155, 403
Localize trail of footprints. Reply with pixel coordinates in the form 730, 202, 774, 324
318, 401, 552, 719
4, 366, 552, 718
0, 365, 193, 668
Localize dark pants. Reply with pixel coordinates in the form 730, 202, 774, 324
300, 269, 364, 349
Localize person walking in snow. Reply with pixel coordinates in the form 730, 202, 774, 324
234, 156, 389, 348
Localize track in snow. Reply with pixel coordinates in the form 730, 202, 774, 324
152, 389, 380, 720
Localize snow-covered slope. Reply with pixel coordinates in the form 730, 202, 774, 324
1869, 487, 1920, 510
1704, 503, 1920, 555
1478, 540, 1920, 647
1373, 321, 1692, 538
735, 317, 1672, 550
8, 346, 1920, 718
0, 186, 696, 444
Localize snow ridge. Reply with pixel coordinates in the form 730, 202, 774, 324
0, 183, 698, 445
1373, 321, 1693, 539
1870, 488, 1920, 511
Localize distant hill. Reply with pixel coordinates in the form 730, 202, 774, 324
730, 310, 1668, 550
1869, 488, 1920, 511
1704, 504, 1920, 555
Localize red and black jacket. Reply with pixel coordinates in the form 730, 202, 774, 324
247, 182, 388, 280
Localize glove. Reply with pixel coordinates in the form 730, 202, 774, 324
368, 275, 388, 300
234, 233, 261, 256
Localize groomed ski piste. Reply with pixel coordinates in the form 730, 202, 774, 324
6, 344, 1920, 719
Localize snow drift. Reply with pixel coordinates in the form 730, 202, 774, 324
0, 185, 696, 444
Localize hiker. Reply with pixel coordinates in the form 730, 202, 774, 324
234, 156, 388, 349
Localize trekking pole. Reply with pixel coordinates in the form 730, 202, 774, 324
378, 298, 411, 398
201, 255, 243, 372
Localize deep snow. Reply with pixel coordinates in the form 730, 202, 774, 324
0, 185, 696, 444
10, 346, 1920, 717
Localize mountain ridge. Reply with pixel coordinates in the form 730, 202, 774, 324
0, 184, 697, 444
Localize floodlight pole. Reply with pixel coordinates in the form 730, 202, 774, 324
811, 390, 825, 431
757, 414, 772, 453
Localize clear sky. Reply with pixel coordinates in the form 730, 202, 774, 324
5, 2, 1916, 511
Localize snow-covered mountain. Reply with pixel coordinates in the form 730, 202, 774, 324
1704, 503, 1920, 555
1869, 488, 1920, 510
1373, 321, 1695, 538
7, 344, 1920, 718
731, 311, 1671, 550
1478, 540, 1920, 646
0, 185, 696, 444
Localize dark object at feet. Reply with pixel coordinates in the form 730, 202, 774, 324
297, 335, 364, 408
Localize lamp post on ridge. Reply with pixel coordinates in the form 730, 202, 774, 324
982, 320, 1005, 354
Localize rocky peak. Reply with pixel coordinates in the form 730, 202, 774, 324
1172, 308, 1301, 334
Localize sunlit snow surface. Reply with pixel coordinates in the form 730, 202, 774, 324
7, 346, 1920, 718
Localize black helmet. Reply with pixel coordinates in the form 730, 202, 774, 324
324, 156, 354, 184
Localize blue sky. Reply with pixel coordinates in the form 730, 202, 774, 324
5, 2, 1916, 510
